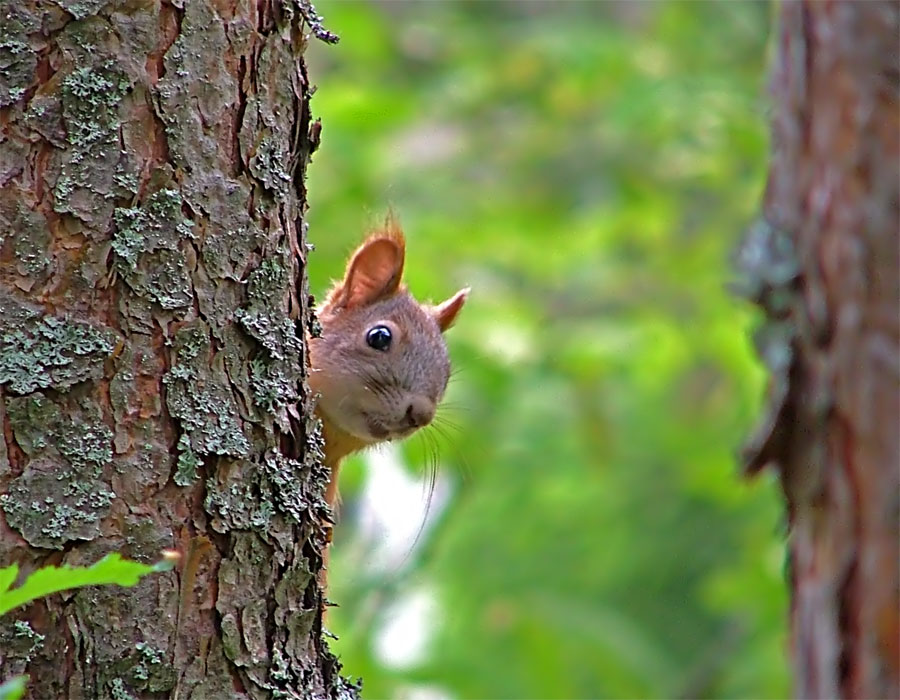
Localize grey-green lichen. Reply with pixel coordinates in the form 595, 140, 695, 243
0, 290, 118, 394
269, 647, 293, 684
242, 39, 297, 197
112, 187, 194, 309
6, 391, 113, 470
13, 226, 51, 277
54, 58, 130, 224
236, 258, 292, 357
163, 322, 250, 480
50, 12, 136, 228
0, 199, 52, 280
130, 641, 174, 689
205, 451, 316, 543
0, 3, 38, 107
113, 188, 194, 267
205, 461, 276, 532
109, 677, 137, 700
173, 434, 201, 486
249, 133, 293, 195
234, 257, 304, 414
113, 168, 140, 194
1, 393, 115, 548
13, 620, 45, 662
0, 618, 46, 673
52, 0, 107, 20
61, 63, 128, 147
262, 452, 311, 525
248, 356, 297, 413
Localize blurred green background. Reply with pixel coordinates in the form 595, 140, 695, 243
305, 2, 788, 698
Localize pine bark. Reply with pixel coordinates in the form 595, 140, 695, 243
0, 1, 353, 698
742, 1, 899, 698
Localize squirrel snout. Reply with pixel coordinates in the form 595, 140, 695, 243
404, 397, 436, 429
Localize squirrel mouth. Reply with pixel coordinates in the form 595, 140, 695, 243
364, 417, 417, 441
365, 417, 390, 440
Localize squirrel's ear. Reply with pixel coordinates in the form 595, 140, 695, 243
433, 287, 469, 332
330, 233, 405, 309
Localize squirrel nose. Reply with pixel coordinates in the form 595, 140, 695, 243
404, 397, 435, 429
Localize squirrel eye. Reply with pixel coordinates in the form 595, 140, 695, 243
366, 325, 392, 351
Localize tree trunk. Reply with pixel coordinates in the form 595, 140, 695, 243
741, 1, 899, 698
0, 1, 353, 698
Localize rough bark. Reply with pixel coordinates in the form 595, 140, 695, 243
0, 1, 354, 698
740, 2, 899, 698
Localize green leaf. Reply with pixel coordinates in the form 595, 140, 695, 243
0, 564, 18, 598
0, 675, 27, 700
0, 553, 159, 616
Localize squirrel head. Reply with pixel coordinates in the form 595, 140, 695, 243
309, 220, 467, 451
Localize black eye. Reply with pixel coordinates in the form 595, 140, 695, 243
366, 325, 392, 351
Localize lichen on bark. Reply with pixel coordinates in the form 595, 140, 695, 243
0, 291, 118, 394
0, 3, 39, 108
0, 0, 355, 697
112, 187, 195, 309
164, 321, 252, 464
53, 20, 134, 228
1, 392, 115, 548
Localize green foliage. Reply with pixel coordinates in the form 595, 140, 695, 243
0, 676, 26, 700
0, 553, 168, 616
307, 1, 787, 698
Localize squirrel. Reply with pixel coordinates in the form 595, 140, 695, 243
308, 218, 468, 509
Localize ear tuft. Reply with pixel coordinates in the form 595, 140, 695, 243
433, 287, 469, 332
327, 226, 406, 309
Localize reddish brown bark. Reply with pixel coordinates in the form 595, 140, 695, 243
0, 1, 353, 697
743, 2, 899, 698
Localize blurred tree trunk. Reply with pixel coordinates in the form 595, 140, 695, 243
742, 1, 899, 698
0, 1, 353, 698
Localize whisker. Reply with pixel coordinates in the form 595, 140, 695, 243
392, 430, 443, 572
436, 401, 471, 412
433, 415, 463, 432
432, 415, 465, 439
429, 421, 455, 444
430, 420, 473, 484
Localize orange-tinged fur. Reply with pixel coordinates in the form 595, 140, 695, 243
308, 221, 467, 510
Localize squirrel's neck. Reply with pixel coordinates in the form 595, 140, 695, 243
317, 410, 372, 506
